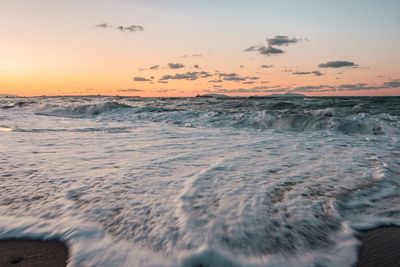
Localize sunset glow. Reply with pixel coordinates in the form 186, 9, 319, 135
1, 0, 399, 97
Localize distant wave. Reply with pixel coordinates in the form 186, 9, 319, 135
35, 101, 133, 117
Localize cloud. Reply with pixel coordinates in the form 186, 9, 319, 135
245, 45, 284, 56
267, 36, 299, 46
260, 46, 284, 55
261, 65, 273, 68
133, 76, 152, 82
95, 23, 144, 33
150, 65, 160, 70
219, 73, 245, 81
193, 64, 200, 69
290, 85, 334, 92
168, 63, 185, 69
318, 61, 358, 68
336, 83, 379, 91
182, 53, 203, 58
383, 79, 400, 88
292, 70, 323, 76
117, 25, 144, 32
95, 23, 112, 28
208, 80, 400, 95
208, 79, 223, 83
244, 45, 260, 52
159, 71, 212, 81
245, 35, 303, 57
199, 71, 213, 78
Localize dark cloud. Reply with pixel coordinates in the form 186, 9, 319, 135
150, 65, 160, 70
168, 63, 185, 69
318, 61, 358, 68
245, 35, 300, 56
259, 46, 284, 55
133, 76, 152, 82
117, 25, 144, 32
261, 65, 273, 68
292, 70, 323, 76
208, 79, 223, 83
219, 73, 238, 77
193, 64, 200, 69
267, 36, 299, 46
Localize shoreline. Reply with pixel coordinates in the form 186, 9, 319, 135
0, 239, 68, 267
0, 227, 398, 267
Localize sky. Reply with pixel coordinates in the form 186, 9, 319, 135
0, 0, 400, 97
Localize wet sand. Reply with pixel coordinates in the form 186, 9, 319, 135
355, 227, 400, 267
0, 228, 399, 267
0, 239, 68, 267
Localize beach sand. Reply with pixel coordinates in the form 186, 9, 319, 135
355, 227, 400, 267
0, 227, 399, 267
0, 239, 68, 267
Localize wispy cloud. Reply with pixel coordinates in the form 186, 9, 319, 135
182, 53, 203, 58
94, 23, 144, 33
261, 65, 273, 68
95, 23, 112, 28
292, 70, 323, 76
150, 65, 160, 70
384, 79, 400, 88
117, 25, 144, 32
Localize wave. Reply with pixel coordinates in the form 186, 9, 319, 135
35, 101, 133, 117
30, 98, 400, 135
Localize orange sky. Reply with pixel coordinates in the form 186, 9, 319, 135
1, 0, 399, 97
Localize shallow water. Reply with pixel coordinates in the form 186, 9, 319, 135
1, 96, 399, 266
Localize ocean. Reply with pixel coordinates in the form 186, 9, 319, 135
0, 96, 399, 267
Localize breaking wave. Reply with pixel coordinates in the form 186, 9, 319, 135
31, 97, 400, 135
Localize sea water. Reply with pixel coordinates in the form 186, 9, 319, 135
0, 96, 399, 266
